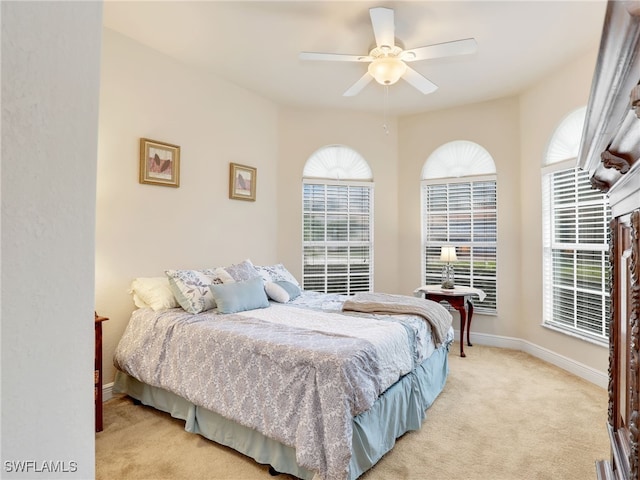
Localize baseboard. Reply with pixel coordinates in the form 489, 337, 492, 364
454, 330, 608, 389
103, 382, 114, 402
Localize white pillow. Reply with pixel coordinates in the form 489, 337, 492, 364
214, 267, 235, 284
129, 277, 179, 311
265, 280, 302, 303
131, 293, 150, 310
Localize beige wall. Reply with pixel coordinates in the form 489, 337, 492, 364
96, 29, 280, 383
97, 31, 607, 387
277, 108, 401, 294
395, 46, 607, 374
397, 97, 522, 338
519, 48, 608, 371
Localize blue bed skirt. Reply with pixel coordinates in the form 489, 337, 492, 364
113, 342, 450, 480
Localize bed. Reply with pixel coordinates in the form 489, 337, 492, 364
112, 261, 454, 480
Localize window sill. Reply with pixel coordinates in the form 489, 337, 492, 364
541, 323, 608, 348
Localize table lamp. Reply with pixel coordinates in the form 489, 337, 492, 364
440, 246, 457, 289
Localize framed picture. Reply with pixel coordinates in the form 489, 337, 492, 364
229, 163, 257, 201
139, 138, 180, 187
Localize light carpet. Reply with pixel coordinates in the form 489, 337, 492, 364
96, 344, 609, 480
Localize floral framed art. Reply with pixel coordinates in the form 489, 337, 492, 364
229, 163, 256, 201
139, 138, 180, 187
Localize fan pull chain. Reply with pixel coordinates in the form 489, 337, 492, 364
382, 85, 390, 135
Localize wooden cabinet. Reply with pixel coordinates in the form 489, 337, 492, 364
578, 2, 640, 478
603, 214, 639, 479
95, 313, 108, 432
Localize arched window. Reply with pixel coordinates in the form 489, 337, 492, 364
542, 107, 610, 343
302, 145, 374, 294
422, 140, 496, 179
421, 140, 498, 313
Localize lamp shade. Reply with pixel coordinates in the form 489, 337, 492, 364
368, 57, 407, 86
440, 246, 458, 262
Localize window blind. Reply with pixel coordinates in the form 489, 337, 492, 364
302, 182, 373, 294
421, 178, 498, 313
542, 166, 610, 342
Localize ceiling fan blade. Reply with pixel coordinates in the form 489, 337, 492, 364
369, 7, 395, 49
343, 73, 373, 97
299, 52, 371, 62
402, 67, 438, 95
402, 38, 478, 62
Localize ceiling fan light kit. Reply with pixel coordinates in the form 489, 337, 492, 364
368, 56, 407, 85
299, 7, 477, 97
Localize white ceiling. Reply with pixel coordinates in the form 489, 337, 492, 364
103, 1, 607, 116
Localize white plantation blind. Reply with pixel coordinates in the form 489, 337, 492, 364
302, 181, 373, 294
421, 177, 498, 313
303, 145, 372, 180
542, 165, 611, 342
422, 141, 495, 179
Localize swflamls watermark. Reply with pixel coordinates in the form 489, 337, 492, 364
4, 460, 78, 473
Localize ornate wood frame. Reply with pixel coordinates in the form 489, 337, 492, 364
579, 3, 640, 479
630, 211, 640, 479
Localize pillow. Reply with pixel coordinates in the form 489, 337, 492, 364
264, 280, 302, 303
224, 259, 262, 283
255, 263, 301, 288
214, 267, 235, 284
209, 276, 269, 314
131, 293, 150, 310
165, 269, 223, 314
129, 277, 178, 311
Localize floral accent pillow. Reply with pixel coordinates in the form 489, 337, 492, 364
223, 259, 262, 283
165, 269, 223, 314
256, 263, 301, 288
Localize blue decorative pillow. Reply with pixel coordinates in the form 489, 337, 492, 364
209, 276, 269, 314
265, 280, 302, 303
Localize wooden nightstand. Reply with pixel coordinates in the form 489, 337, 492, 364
415, 285, 485, 358
95, 312, 108, 432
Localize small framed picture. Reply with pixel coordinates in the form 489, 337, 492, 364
139, 138, 180, 187
229, 163, 256, 201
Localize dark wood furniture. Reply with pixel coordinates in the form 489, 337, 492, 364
95, 313, 108, 433
578, 2, 640, 478
417, 286, 482, 358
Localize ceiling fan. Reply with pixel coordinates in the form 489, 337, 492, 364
299, 7, 477, 97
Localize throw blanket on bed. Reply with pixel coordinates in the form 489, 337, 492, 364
342, 292, 453, 347
114, 305, 417, 480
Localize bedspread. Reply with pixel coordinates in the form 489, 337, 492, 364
289, 291, 441, 366
113, 306, 417, 480
237, 304, 413, 391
